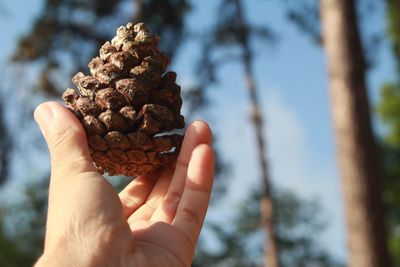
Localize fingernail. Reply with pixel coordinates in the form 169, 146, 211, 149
34, 103, 54, 135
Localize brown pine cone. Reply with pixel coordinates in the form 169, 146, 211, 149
62, 22, 185, 177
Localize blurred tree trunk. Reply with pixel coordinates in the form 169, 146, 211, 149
134, 0, 143, 22
0, 96, 11, 185
320, 0, 391, 266
234, 1, 279, 266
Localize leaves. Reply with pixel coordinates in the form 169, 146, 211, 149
377, 83, 400, 265
386, 0, 400, 76
376, 2, 400, 264
377, 83, 400, 148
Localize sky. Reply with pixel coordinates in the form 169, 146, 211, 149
0, 0, 397, 263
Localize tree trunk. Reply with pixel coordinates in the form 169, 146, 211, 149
320, 0, 391, 266
0, 96, 11, 184
244, 56, 279, 267
133, 0, 143, 22
234, 1, 279, 266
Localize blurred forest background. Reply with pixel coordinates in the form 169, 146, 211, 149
0, 0, 399, 266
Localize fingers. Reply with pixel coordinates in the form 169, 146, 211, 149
176, 121, 213, 171
34, 102, 96, 177
119, 171, 160, 218
172, 144, 215, 246
127, 167, 174, 226
150, 121, 212, 223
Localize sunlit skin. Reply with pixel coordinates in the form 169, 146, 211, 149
33, 102, 215, 267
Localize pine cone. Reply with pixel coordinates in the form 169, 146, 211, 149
62, 22, 185, 177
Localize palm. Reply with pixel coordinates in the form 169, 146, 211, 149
114, 121, 214, 267
128, 221, 193, 267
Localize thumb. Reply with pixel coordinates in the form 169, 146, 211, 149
34, 101, 96, 176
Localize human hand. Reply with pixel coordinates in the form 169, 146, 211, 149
33, 102, 214, 267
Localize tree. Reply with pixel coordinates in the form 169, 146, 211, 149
192, 0, 279, 266
0, 178, 48, 266
320, 0, 391, 266
0, 95, 11, 185
0, 5, 12, 186
193, 189, 343, 267
229, 1, 278, 266
12, 0, 189, 96
3, 178, 49, 263
0, 222, 32, 267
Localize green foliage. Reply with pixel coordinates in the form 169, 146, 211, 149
380, 142, 400, 265
377, 83, 400, 264
377, 83, 400, 148
0, 206, 33, 266
386, 0, 400, 76
0, 223, 33, 267
9, 179, 49, 258
376, 2, 400, 264
0, 178, 48, 266
193, 190, 343, 267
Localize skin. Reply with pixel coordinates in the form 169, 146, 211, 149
33, 102, 215, 267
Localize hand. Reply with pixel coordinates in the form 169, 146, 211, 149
33, 102, 215, 267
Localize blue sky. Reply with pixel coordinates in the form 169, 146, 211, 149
1, 0, 397, 263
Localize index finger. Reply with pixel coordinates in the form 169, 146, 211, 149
172, 143, 215, 248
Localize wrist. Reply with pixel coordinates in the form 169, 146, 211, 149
34, 241, 86, 267
34, 254, 65, 267
34, 251, 92, 267
35, 237, 120, 267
